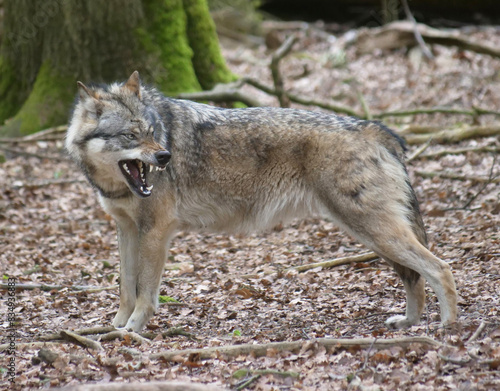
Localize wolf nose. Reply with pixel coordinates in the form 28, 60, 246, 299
155, 150, 171, 166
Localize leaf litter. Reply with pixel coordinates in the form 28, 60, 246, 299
0, 26, 499, 390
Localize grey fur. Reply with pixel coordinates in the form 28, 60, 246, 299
66, 71, 457, 332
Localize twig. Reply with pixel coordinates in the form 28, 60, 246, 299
406, 138, 433, 162
445, 154, 498, 211
417, 145, 498, 159
0, 145, 68, 161
374, 106, 500, 119
12, 178, 87, 189
39, 327, 117, 342
0, 125, 67, 143
467, 321, 487, 344
291, 252, 379, 273
177, 81, 263, 107
0, 342, 64, 351
243, 77, 363, 117
236, 375, 261, 391
60, 330, 103, 351
403, 125, 500, 145
0, 283, 118, 292
401, 0, 434, 60
270, 35, 297, 107
439, 353, 471, 365
150, 336, 443, 361
99, 330, 149, 345
414, 170, 500, 184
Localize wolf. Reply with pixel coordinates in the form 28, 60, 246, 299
66, 71, 457, 332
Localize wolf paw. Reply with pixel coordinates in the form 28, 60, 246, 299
385, 314, 416, 329
112, 310, 132, 328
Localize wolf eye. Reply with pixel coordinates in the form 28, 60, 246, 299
124, 133, 137, 140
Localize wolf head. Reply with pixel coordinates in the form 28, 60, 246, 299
66, 71, 171, 198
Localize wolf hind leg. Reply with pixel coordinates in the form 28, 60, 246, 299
359, 221, 457, 327
384, 261, 425, 329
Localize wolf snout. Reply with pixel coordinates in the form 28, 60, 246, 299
155, 150, 171, 166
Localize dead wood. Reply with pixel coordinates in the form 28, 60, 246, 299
0, 145, 69, 162
0, 282, 118, 292
291, 252, 379, 273
417, 145, 498, 159
99, 330, 149, 345
401, 0, 434, 60
355, 21, 500, 60
0, 341, 64, 351
403, 125, 500, 145
53, 381, 225, 391
150, 336, 443, 362
60, 330, 103, 351
0, 125, 67, 143
467, 321, 487, 344
414, 170, 500, 184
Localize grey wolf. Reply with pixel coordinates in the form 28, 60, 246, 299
66, 71, 457, 332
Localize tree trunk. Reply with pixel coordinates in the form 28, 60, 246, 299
0, 0, 233, 136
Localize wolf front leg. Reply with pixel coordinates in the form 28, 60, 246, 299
112, 219, 140, 328
123, 222, 177, 332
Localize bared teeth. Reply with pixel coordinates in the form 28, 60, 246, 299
122, 163, 130, 174
149, 164, 153, 173
146, 185, 153, 191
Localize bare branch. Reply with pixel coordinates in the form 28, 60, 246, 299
150, 336, 443, 361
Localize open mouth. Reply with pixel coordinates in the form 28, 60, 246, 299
118, 159, 165, 198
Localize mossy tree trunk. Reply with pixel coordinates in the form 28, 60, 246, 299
0, 0, 233, 137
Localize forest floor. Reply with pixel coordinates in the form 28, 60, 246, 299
1, 24, 499, 391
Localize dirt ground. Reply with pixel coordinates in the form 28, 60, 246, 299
0, 25, 499, 390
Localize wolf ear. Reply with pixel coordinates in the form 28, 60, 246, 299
123, 71, 141, 99
77, 81, 103, 117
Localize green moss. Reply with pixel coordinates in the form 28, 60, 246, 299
0, 57, 29, 125
139, 0, 201, 94
183, 0, 236, 90
0, 62, 74, 137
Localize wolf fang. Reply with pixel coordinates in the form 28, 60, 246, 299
66, 71, 458, 332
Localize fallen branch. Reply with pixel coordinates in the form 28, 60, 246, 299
0, 125, 67, 143
467, 321, 487, 344
177, 81, 263, 107
414, 170, 500, 184
99, 330, 149, 345
39, 327, 117, 342
0, 145, 69, 162
150, 336, 443, 361
53, 381, 225, 391
0, 341, 64, 351
401, 0, 434, 60
241, 252, 379, 279
244, 77, 362, 117
12, 178, 87, 189
290, 252, 379, 273
403, 125, 500, 145
0, 283, 118, 292
417, 145, 498, 159
355, 21, 500, 60
406, 138, 433, 162
60, 330, 103, 351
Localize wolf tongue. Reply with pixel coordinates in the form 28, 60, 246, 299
126, 161, 141, 182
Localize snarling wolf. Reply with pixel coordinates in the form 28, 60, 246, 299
66, 71, 457, 332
